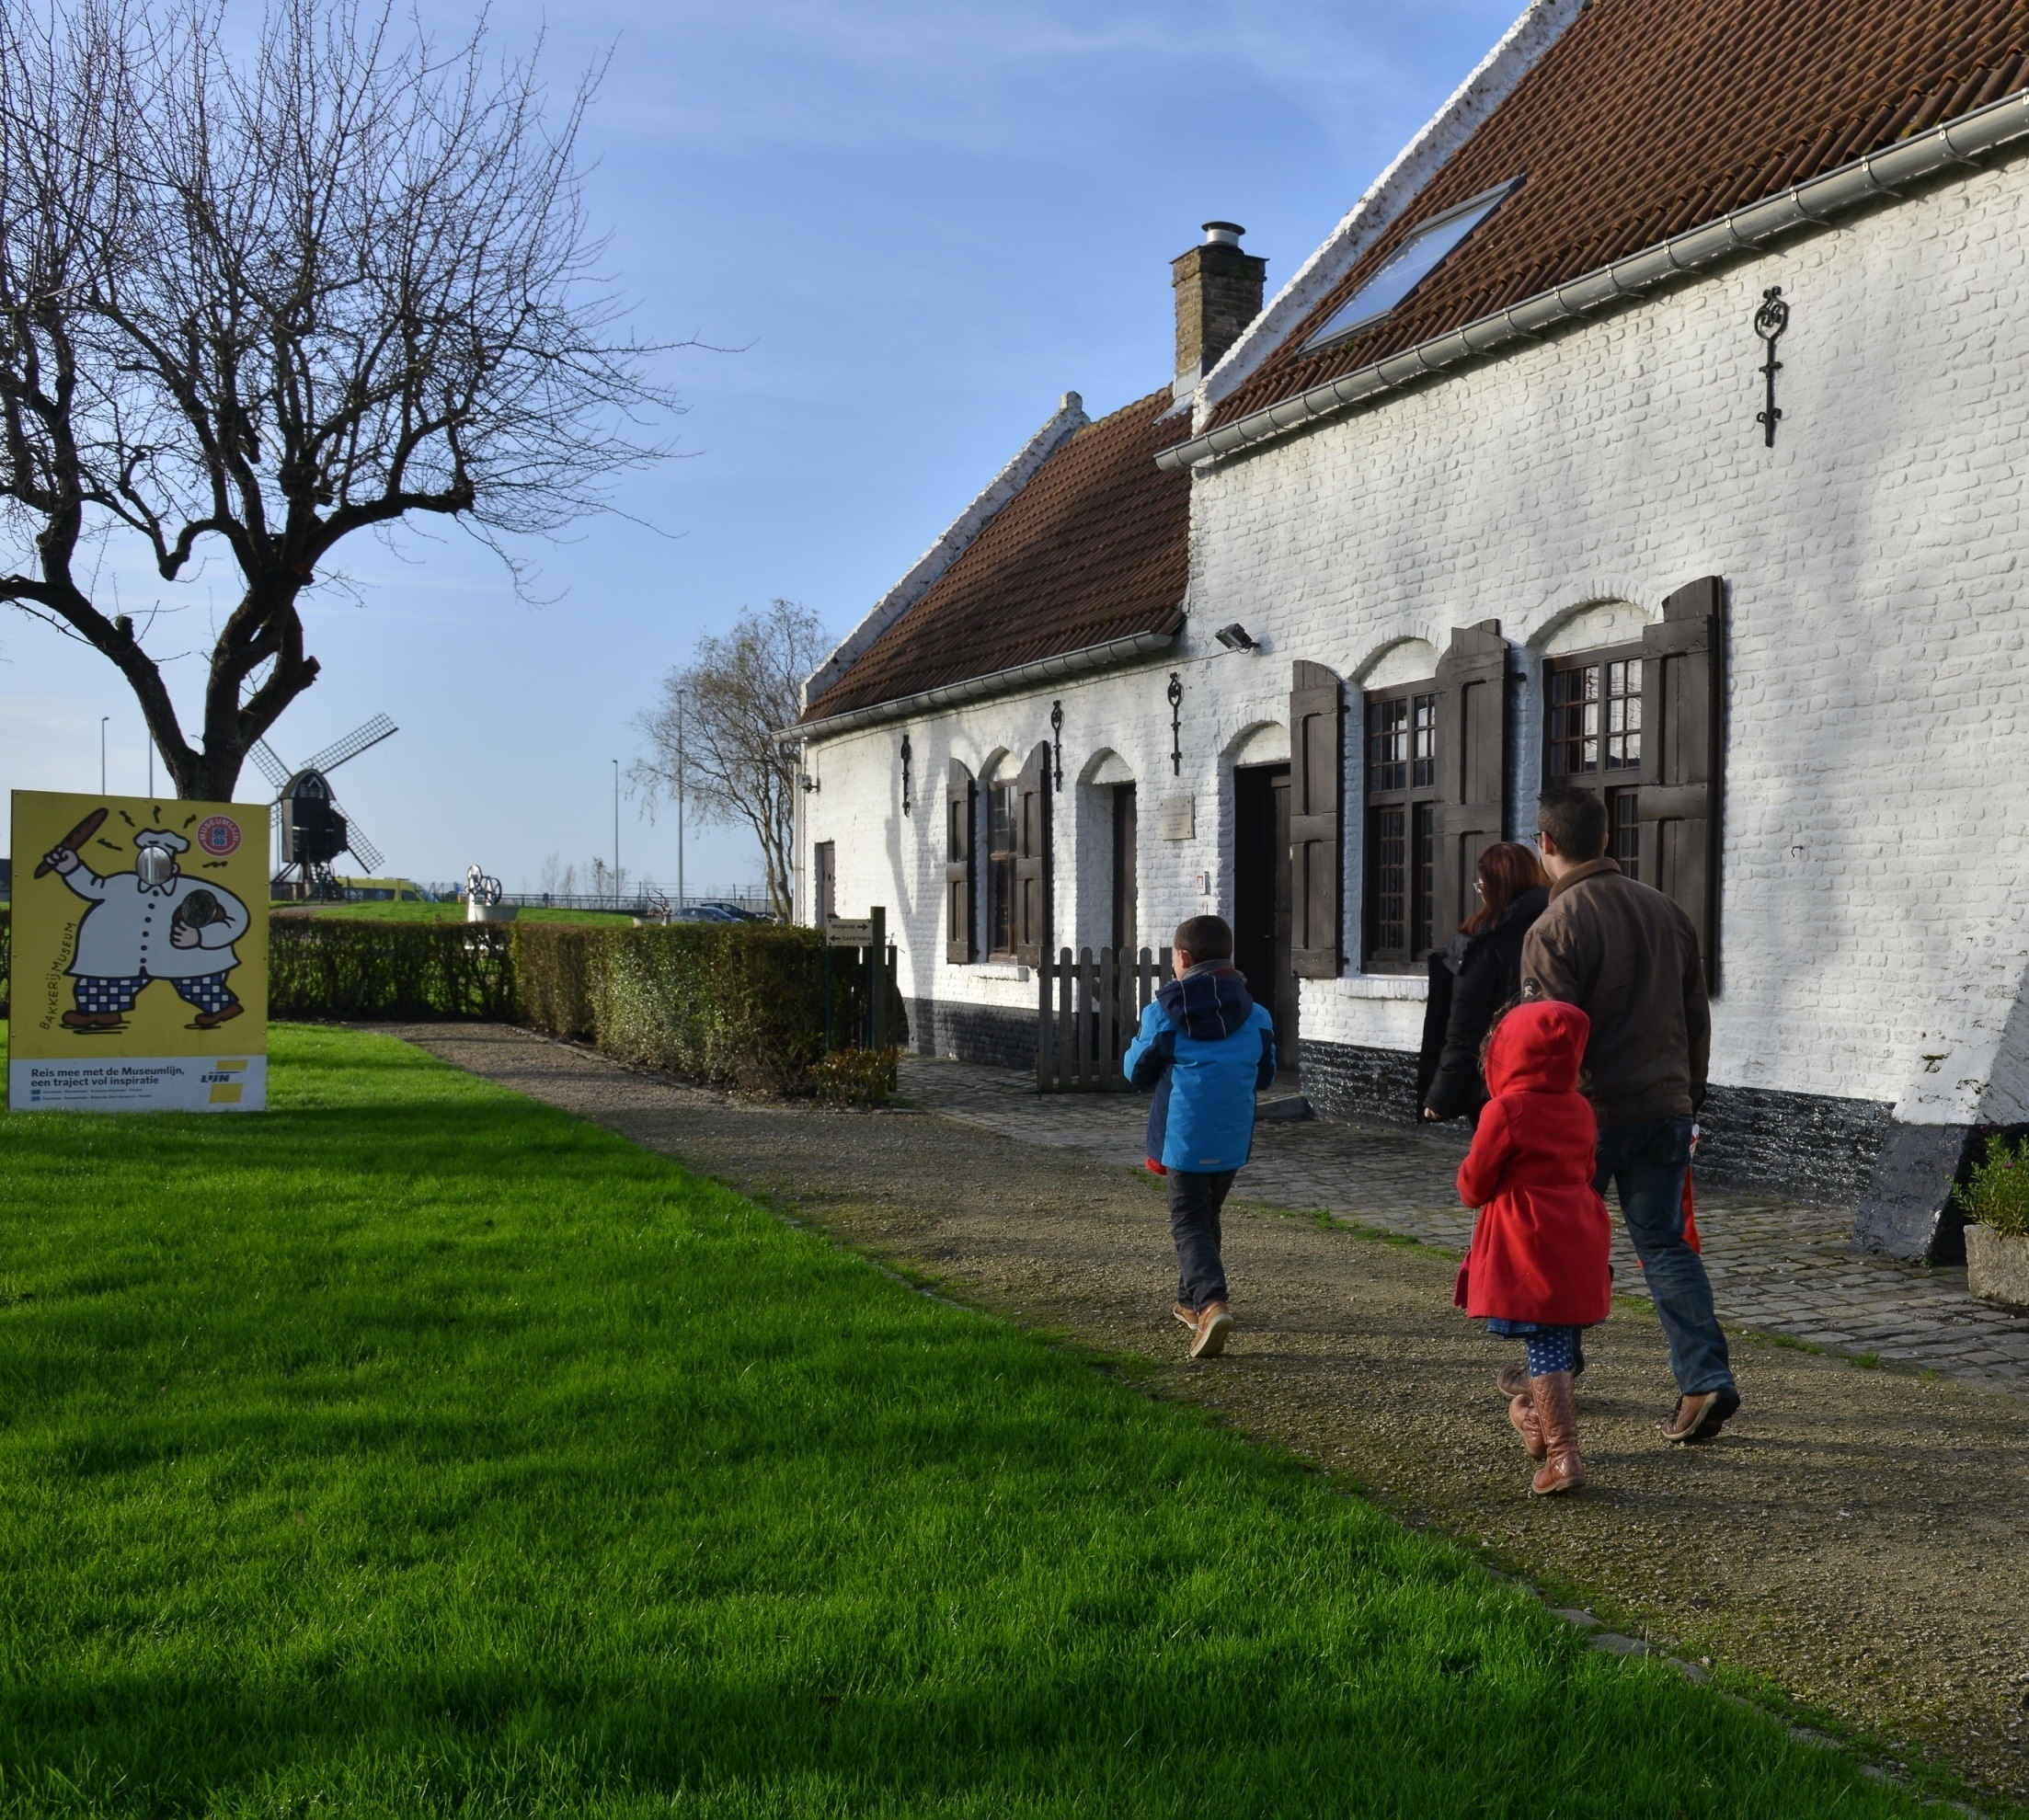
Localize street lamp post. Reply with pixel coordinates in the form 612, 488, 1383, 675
100, 716, 109, 794
676, 694, 685, 912
612, 758, 620, 909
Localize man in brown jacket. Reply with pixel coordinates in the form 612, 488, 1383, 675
1520, 786, 1738, 1444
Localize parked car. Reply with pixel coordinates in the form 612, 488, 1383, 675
338, 876, 431, 903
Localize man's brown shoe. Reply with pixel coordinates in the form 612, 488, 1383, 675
1189, 1301, 1233, 1359
189, 1002, 244, 1030
60, 1010, 122, 1031
1173, 1302, 1198, 1333
1660, 1386, 1740, 1444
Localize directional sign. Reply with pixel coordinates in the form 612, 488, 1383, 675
826, 917, 876, 947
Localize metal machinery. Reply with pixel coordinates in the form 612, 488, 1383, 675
254, 715, 398, 898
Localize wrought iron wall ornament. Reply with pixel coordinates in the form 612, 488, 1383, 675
1166, 673, 1184, 775
900, 732, 912, 816
1049, 701, 1063, 789
1754, 286, 1789, 447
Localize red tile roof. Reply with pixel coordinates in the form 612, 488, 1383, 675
803, 391, 1189, 721
1213, 0, 2029, 429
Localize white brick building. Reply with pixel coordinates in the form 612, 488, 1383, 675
788, 0, 2029, 1260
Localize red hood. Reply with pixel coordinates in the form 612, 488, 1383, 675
1484, 999, 1590, 1096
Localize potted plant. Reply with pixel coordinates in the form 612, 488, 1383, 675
1954, 1136, 2029, 1310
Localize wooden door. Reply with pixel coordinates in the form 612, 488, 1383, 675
1233, 762, 1298, 1075
814, 841, 836, 928
1111, 783, 1138, 953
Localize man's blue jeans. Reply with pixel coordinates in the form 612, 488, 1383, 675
1594, 1116, 1735, 1396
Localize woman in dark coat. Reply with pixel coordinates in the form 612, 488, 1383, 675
1419, 841, 1551, 1123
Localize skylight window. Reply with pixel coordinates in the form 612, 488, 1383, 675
1302, 180, 1522, 354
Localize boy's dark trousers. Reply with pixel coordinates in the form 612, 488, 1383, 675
1169, 1168, 1238, 1309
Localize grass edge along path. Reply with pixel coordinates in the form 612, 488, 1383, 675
0, 1024, 1954, 1817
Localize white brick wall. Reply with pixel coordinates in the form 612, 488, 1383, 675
803, 155, 2029, 1125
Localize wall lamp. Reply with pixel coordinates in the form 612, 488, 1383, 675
1214, 623, 1258, 653
900, 731, 912, 815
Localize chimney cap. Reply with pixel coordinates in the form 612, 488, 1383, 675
1201, 221, 1245, 246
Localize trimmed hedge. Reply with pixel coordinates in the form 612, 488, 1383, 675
515, 921, 895, 1095
6, 910, 888, 1099
269, 916, 515, 1021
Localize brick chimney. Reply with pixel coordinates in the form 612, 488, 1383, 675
1172, 222, 1267, 399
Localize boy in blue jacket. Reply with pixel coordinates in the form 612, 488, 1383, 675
1124, 914, 1277, 1358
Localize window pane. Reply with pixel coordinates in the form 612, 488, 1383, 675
989, 856, 1013, 954
1549, 661, 1603, 776
1411, 693, 1437, 789
1605, 658, 1644, 772
1367, 695, 1408, 792
1370, 807, 1406, 956
1302, 181, 1519, 351
1412, 802, 1436, 956
1608, 788, 1640, 881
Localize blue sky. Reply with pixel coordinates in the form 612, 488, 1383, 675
0, 0, 1521, 893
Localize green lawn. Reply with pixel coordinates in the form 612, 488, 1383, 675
0, 1026, 1937, 1817
276, 900, 641, 924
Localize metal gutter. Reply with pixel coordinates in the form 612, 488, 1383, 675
1159, 86, 2029, 472
774, 621, 1183, 746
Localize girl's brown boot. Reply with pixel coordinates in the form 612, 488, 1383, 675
1527, 1370, 1587, 1494
1507, 1392, 1546, 1460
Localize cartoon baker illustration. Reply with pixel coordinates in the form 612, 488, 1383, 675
41, 821, 252, 1031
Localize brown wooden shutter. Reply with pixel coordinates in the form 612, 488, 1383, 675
1014, 741, 1051, 967
945, 758, 976, 965
1290, 659, 1345, 979
1433, 619, 1509, 942
1638, 577, 1724, 991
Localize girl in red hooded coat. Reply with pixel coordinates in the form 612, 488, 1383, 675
1454, 997, 1612, 1494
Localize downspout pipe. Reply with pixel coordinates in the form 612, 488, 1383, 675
1159, 86, 2029, 472
773, 621, 1182, 746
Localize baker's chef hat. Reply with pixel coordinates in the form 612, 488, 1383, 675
135, 829, 189, 854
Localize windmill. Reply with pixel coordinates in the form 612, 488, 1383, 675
249, 714, 398, 897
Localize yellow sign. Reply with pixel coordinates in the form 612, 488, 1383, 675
8, 790, 269, 1112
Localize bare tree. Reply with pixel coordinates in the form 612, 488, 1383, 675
633, 599, 826, 920
0, 0, 681, 799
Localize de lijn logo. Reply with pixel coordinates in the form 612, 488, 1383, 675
195, 815, 242, 858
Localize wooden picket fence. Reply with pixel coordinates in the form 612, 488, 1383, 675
1036, 944, 1172, 1092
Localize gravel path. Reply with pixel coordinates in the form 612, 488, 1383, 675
391, 1023, 2029, 1808
909, 1058, 2029, 1390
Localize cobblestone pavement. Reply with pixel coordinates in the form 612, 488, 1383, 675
899, 1056, 2029, 1392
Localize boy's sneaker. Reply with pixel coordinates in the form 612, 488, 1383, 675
1189, 1302, 1233, 1359
1173, 1302, 1198, 1332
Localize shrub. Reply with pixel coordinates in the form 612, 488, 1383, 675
511, 921, 597, 1040
269, 917, 514, 1020
811, 1045, 899, 1107
1952, 1134, 2029, 1239
512, 921, 903, 1095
